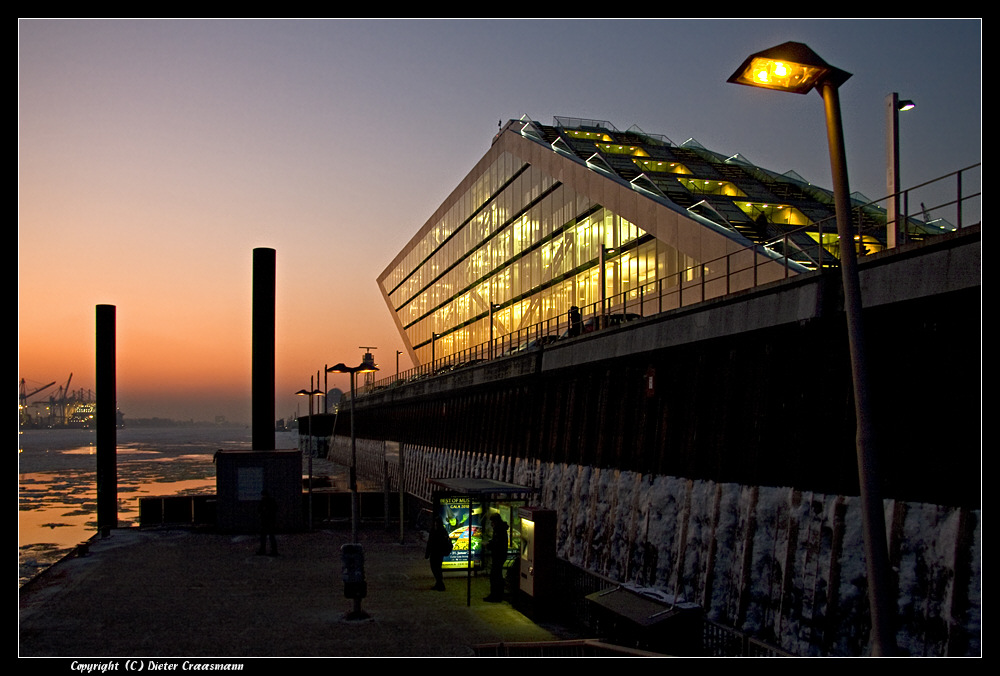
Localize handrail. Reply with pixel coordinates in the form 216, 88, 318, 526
358, 165, 979, 395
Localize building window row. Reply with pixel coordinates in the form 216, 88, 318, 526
382, 151, 525, 297
402, 198, 696, 364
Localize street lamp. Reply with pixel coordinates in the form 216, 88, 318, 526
326, 357, 380, 543
295, 384, 324, 531
887, 93, 915, 248
729, 42, 895, 656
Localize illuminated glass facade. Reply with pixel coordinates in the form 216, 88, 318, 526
378, 116, 881, 366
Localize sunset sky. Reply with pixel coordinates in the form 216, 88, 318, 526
18, 19, 981, 424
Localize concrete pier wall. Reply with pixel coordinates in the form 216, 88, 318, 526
337, 438, 979, 656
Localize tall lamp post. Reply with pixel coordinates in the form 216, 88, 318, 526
295, 383, 324, 531
326, 357, 380, 543
323, 365, 329, 414
887, 93, 915, 248
728, 42, 895, 656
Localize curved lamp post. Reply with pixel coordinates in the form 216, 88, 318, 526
729, 42, 895, 656
295, 384, 324, 531
326, 358, 380, 543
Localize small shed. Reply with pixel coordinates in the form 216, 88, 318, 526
215, 449, 303, 532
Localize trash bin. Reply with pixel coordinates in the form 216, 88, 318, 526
341, 543, 367, 600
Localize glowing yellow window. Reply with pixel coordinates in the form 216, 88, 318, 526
565, 130, 614, 142
633, 159, 692, 175
735, 202, 811, 226
676, 178, 747, 197
596, 143, 650, 157
806, 232, 884, 258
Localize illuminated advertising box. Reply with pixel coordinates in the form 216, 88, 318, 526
429, 479, 534, 572
440, 496, 482, 569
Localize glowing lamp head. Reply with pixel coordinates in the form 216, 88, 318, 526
745, 58, 825, 91
728, 41, 851, 94
326, 361, 379, 374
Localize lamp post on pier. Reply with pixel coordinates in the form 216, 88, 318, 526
728, 41, 895, 656
295, 383, 324, 531
326, 355, 380, 543
887, 92, 915, 248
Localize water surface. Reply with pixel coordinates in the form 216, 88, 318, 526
18, 426, 298, 585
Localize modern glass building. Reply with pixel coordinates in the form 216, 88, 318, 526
377, 116, 900, 367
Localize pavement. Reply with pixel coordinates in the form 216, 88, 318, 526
18, 457, 583, 659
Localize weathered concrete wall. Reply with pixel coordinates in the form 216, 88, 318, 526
347, 439, 979, 656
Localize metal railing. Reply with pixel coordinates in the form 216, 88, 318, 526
702, 621, 792, 657
873, 162, 980, 245
361, 164, 979, 394
365, 248, 796, 392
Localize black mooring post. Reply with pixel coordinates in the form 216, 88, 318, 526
252, 248, 276, 451
96, 304, 117, 534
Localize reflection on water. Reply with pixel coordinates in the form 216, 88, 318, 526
18, 426, 299, 586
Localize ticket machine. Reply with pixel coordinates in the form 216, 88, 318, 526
517, 507, 556, 612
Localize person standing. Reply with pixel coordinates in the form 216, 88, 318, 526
425, 518, 452, 591
569, 305, 582, 337
484, 513, 509, 602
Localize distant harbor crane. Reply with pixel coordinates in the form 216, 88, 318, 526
19, 379, 56, 422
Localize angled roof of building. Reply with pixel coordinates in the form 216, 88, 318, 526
376, 116, 905, 367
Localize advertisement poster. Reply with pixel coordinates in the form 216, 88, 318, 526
440, 496, 481, 569
435, 498, 524, 570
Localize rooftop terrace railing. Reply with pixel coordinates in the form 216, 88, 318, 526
357, 164, 979, 396
867, 162, 981, 245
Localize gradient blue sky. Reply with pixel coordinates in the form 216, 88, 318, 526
18, 19, 981, 424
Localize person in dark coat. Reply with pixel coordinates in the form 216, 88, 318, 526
425, 518, 452, 591
258, 489, 278, 556
484, 513, 509, 602
569, 305, 582, 337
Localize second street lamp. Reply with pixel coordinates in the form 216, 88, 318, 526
326, 358, 380, 543
295, 385, 324, 531
887, 92, 916, 248
728, 41, 895, 656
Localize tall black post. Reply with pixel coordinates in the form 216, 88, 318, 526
253, 248, 276, 450
96, 304, 117, 533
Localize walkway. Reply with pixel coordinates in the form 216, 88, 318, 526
19, 523, 577, 657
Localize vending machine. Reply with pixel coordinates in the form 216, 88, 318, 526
517, 506, 556, 610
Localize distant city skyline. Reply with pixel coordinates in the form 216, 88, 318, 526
18, 19, 981, 423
